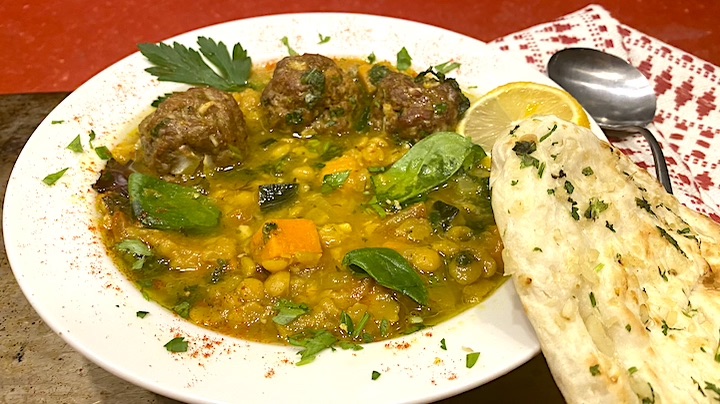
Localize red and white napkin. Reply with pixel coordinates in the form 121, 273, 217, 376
489, 4, 720, 222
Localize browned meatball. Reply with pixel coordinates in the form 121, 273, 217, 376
369, 66, 470, 141
136, 87, 247, 177
261, 54, 360, 136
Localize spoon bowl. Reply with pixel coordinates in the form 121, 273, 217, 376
547, 48, 672, 193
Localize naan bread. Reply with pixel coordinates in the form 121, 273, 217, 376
490, 116, 720, 403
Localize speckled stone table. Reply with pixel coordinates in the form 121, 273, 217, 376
0, 94, 564, 403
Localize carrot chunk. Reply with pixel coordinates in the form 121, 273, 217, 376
251, 219, 322, 270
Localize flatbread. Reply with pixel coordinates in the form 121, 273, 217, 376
490, 116, 720, 403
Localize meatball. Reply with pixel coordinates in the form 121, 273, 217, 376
137, 87, 247, 177
369, 66, 470, 141
261, 54, 360, 136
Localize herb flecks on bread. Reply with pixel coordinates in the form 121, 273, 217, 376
491, 115, 720, 403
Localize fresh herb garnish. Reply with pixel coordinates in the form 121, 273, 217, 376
584, 197, 608, 221
173, 301, 191, 319
626, 324, 632, 332
568, 197, 580, 221
396, 47, 412, 71
343, 248, 429, 305
582, 166, 594, 176
512, 141, 540, 169
636, 197, 656, 216
658, 267, 668, 281
714, 328, 720, 362
564, 180, 575, 194
466, 352, 480, 368
94, 146, 112, 160
434, 60, 460, 75
589, 364, 601, 376
116, 239, 153, 270
628, 366, 638, 375
352, 312, 371, 339
164, 336, 189, 352
51, 120, 64, 124
42, 168, 69, 186
66, 135, 83, 153
440, 338, 447, 350
321, 170, 351, 194
289, 330, 337, 365
138, 37, 252, 92
367, 52, 376, 64
281, 36, 299, 56
539, 124, 558, 142
589, 292, 597, 308
661, 319, 681, 336
273, 300, 310, 325
340, 311, 355, 334
136, 311, 149, 318
657, 226, 688, 258
380, 319, 390, 337
317, 34, 331, 44
705, 381, 720, 399
371, 370, 381, 380
606, 221, 616, 232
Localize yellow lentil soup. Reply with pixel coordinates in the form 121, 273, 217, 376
93, 54, 504, 361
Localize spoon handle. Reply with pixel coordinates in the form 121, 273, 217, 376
637, 127, 673, 194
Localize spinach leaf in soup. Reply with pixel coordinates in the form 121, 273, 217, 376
371, 132, 486, 209
343, 248, 429, 306
128, 173, 221, 232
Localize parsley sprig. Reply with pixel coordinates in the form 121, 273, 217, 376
138, 37, 252, 92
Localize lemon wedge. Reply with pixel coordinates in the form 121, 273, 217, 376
457, 81, 591, 153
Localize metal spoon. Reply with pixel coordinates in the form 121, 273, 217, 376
547, 47, 673, 194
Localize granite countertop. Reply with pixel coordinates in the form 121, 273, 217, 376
0, 94, 563, 403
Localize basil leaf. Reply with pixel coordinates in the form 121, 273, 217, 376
321, 170, 350, 194
273, 300, 310, 325
128, 172, 221, 232
164, 337, 188, 352
43, 168, 69, 186
396, 47, 412, 71
343, 248, 429, 305
371, 132, 484, 208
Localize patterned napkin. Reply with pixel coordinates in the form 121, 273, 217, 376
488, 4, 720, 222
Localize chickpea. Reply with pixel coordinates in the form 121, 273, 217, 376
239, 256, 258, 277
394, 218, 433, 242
404, 247, 443, 273
264, 271, 290, 297
261, 258, 289, 273
238, 278, 265, 302
446, 225, 474, 242
291, 165, 316, 182
448, 251, 483, 285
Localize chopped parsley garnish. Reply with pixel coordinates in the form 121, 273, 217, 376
173, 301, 191, 319
66, 135, 83, 153
538, 161, 546, 178
509, 124, 520, 135
136, 311, 149, 318
626, 324, 632, 332
589, 364, 601, 376
289, 330, 337, 365
568, 197, 580, 221
466, 352, 480, 368
94, 146, 112, 160
582, 166, 594, 176
547, 188, 555, 195
512, 141, 540, 169
367, 52, 376, 64
660, 319, 681, 336
371, 370, 382, 380
138, 37, 252, 92
51, 120, 64, 124
434, 60, 461, 75
321, 170, 351, 194
511, 180, 519, 186
340, 311, 354, 334
379, 319, 390, 337
273, 300, 310, 325
116, 239, 153, 270
605, 221, 616, 232
396, 47, 412, 71
42, 168, 69, 186
714, 328, 720, 362
317, 34, 331, 44
538, 124, 558, 142
440, 338, 447, 350
657, 226, 688, 258
636, 197, 656, 216
589, 292, 597, 308
628, 366, 638, 375
658, 267, 668, 281
533, 247, 543, 252
705, 381, 720, 399
564, 180, 574, 194
352, 312, 371, 339
280, 36, 299, 56
584, 197, 608, 221
164, 336, 188, 352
